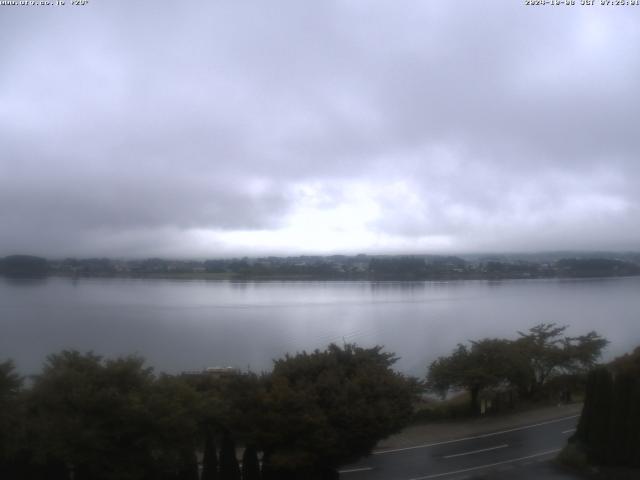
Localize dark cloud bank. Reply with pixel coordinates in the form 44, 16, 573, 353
1, 1, 639, 258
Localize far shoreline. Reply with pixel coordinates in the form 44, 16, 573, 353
7, 271, 640, 283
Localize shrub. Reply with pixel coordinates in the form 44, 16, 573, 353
557, 444, 588, 471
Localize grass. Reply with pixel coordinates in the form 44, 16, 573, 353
410, 390, 583, 425
411, 392, 472, 423
556, 444, 588, 470
556, 444, 640, 480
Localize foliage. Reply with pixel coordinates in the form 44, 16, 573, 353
0, 360, 24, 478
574, 368, 614, 465
515, 324, 608, 398
0, 343, 417, 478
219, 434, 241, 480
427, 338, 523, 414
555, 258, 640, 277
22, 351, 203, 480
188, 372, 264, 442
258, 343, 418, 474
201, 431, 218, 480
572, 347, 640, 468
609, 346, 640, 376
557, 444, 588, 470
0, 360, 22, 396
427, 324, 608, 414
241, 445, 261, 480
369, 257, 428, 279
176, 449, 199, 480
25, 352, 157, 479
0, 255, 48, 276
411, 393, 471, 423
145, 374, 202, 478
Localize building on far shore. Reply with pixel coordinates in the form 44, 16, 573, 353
182, 366, 241, 379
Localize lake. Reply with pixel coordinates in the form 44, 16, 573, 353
1, 276, 639, 376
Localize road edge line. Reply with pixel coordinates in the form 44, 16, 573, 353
443, 443, 509, 459
408, 448, 562, 479
339, 467, 373, 474
374, 414, 579, 455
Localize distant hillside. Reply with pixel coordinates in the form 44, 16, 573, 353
4, 253, 640, 281
0, 255, 49, 276
555, 258, 640, 277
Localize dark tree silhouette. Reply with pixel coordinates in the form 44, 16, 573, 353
0, 343, 418, 478
427, 339, 519, 415
0, 255, 48, 276
572, 347, 640, 467
241, 445, 261, 480
219, 434, 240, 480
575, 367, 613, 464
257, 343, 417, 476
177, 449, 199, 480
0, 360, 23, 478
428, 324, 608, 414
201, 431, 218, 480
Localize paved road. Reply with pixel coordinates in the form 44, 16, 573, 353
339, 415, 581, 480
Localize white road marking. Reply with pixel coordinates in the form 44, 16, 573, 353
443, 444, 509, 459
374, 415, 579, 455
407, 448, 561, 480
338, 467, 373, 474
562, 428, 576, 434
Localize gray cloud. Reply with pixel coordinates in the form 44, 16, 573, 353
1, 1, 639, 257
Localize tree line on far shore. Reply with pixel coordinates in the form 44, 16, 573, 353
3, 253, 640, 281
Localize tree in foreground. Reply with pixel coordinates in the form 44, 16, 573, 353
25, 352, 161, 479
219, 433, 241, 480
201, 430, 218, 480
427, 324, 608, 414
514, 324, 608, 399
257, 343, 418, 479
25, 351, 201, 480
574, 367, 614, 464
3, 343, 416, 479
241, 445, 261, 480
427, 339, 519, 415
176, 449, 199, 480
0, 360, 24, 479
572, 346, 640, 468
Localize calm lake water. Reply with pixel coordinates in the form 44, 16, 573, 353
1, 276, 639, 376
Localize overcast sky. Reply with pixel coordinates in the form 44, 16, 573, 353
1, 1, 639, 258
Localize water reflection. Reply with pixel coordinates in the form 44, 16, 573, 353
0, 275, 49, 287
1, 276, 639, 377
